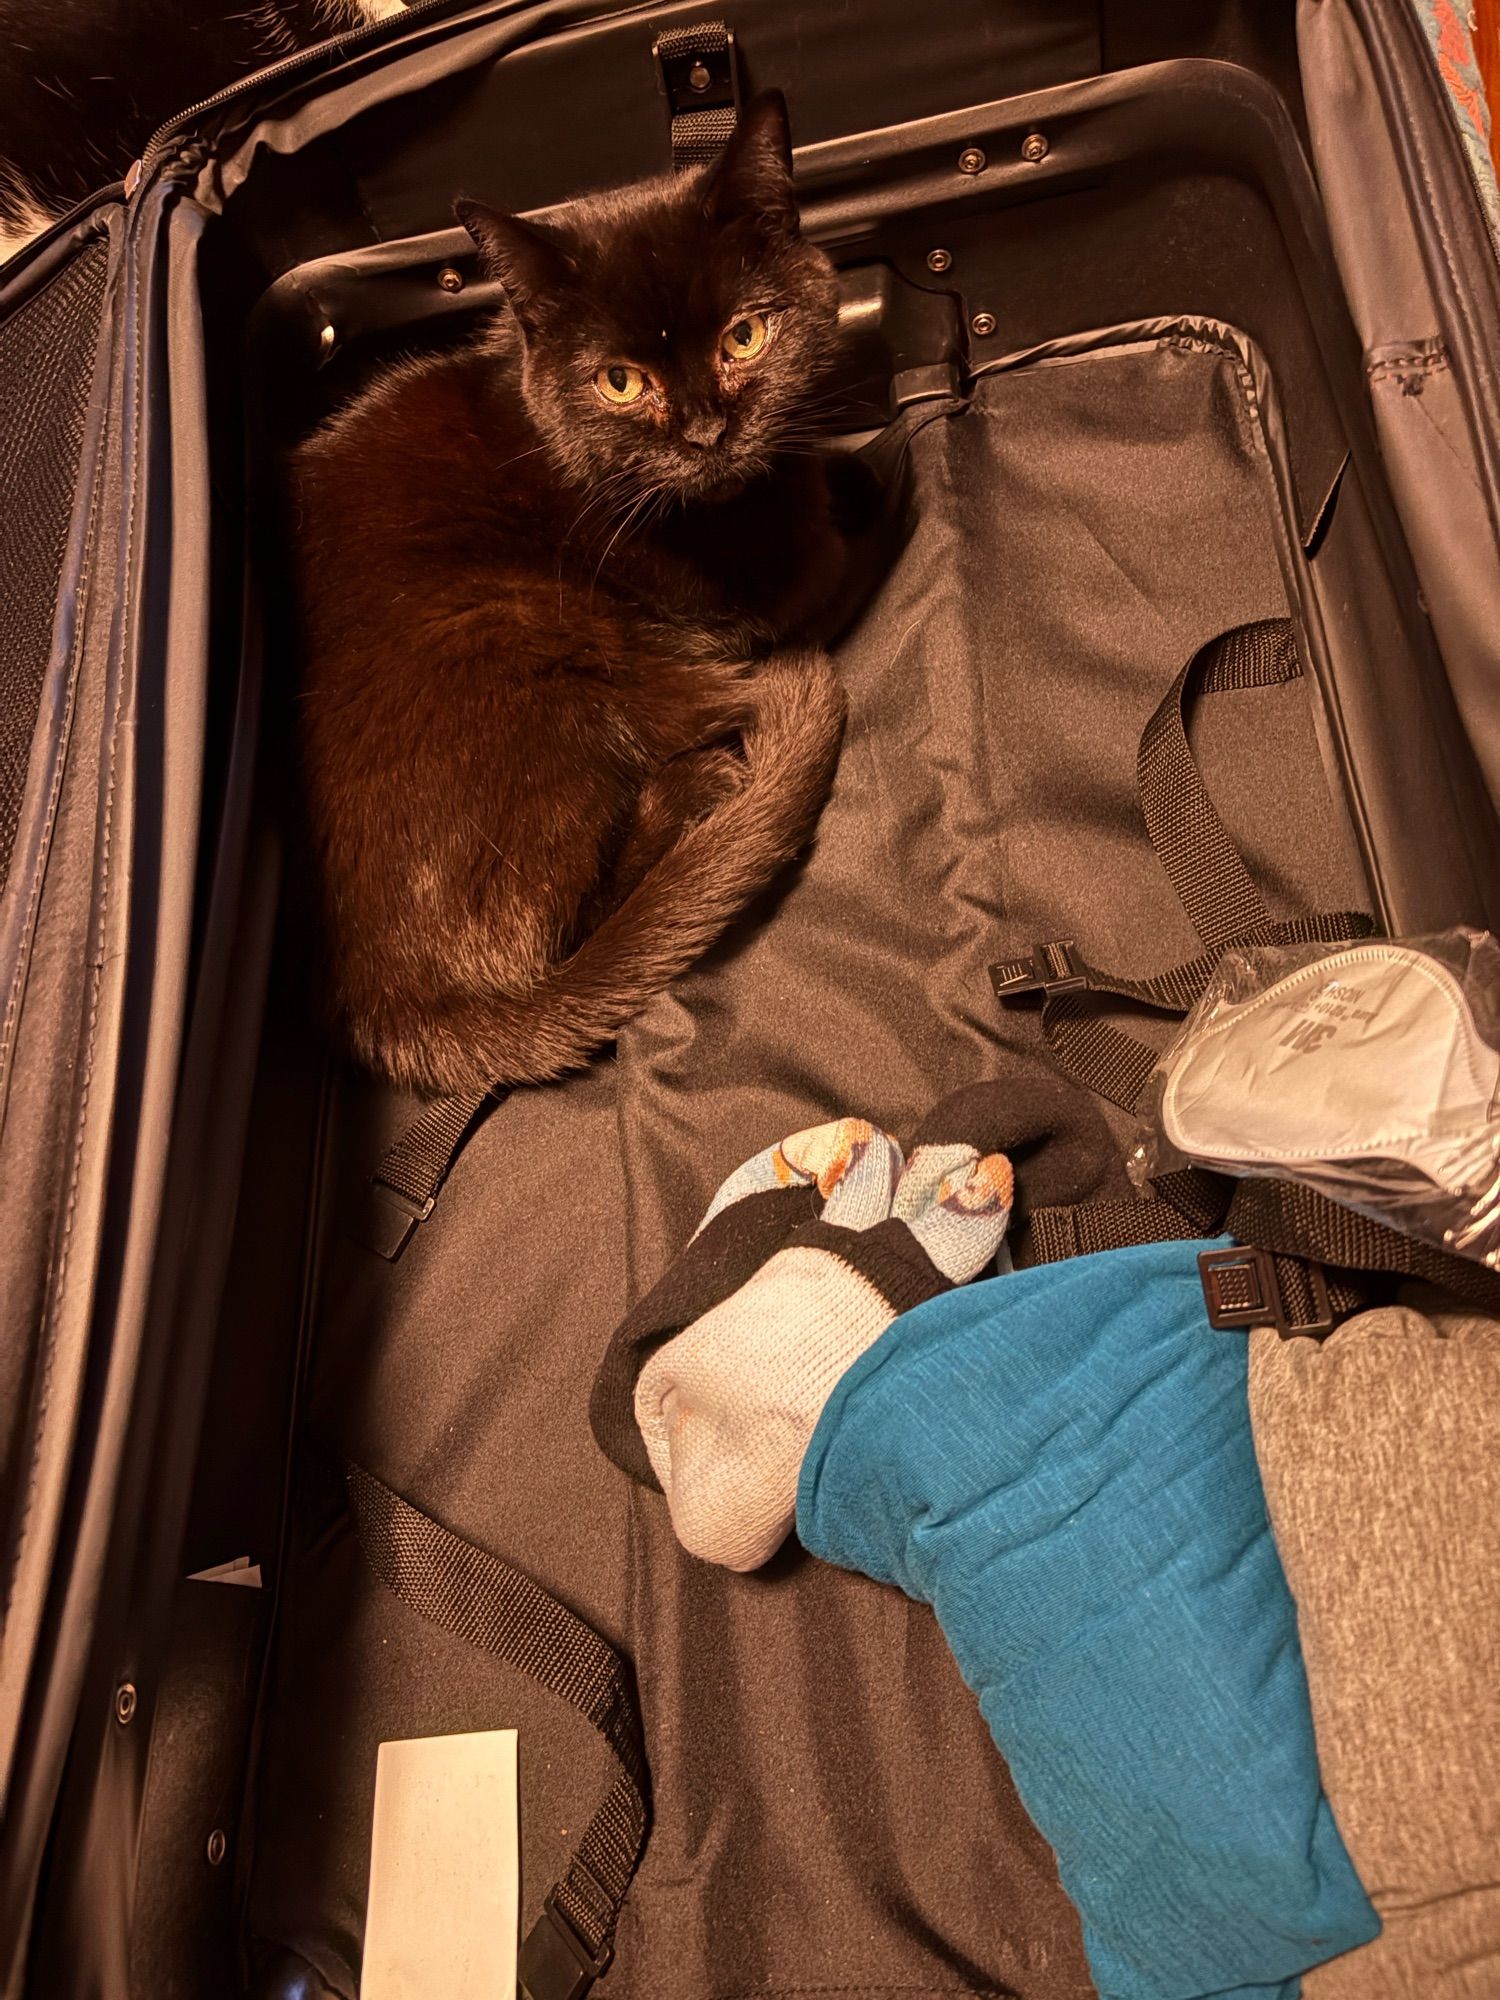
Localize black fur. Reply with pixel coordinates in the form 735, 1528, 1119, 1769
294, 94, 889, 1094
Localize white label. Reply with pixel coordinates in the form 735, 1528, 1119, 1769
362, 1729, 519, 2000
185, 1556, 263, 1589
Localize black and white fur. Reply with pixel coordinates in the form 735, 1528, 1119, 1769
0, 0, 403, 262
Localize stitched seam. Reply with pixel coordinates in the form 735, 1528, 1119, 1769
2, 245, 139, 1627
1366, 346, 1450, 382
1375, 0, 1500, 510
0, 457, 103, 1091
1163, 331, 1265, 437
1407, 385, 1490, 499
1394, 17, 1479, 385
0, 250, 114, 1097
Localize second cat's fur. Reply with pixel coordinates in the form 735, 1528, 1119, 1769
0, 0, 403, 262
295, 93, 882, 1096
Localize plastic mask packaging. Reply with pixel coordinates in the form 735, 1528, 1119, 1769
1132, 930, 1500, 1269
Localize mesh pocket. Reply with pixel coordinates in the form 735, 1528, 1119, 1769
0, 235, 110, 895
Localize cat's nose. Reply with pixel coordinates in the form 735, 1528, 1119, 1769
681, 411, 726, 449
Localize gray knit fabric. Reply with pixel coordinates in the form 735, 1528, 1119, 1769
1249, 1298, 1500, 1998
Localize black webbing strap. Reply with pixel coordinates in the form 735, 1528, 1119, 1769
1139, 618, 1303, 952
992, 910, 1376, 1113
346, 1465, 650, 2000
993, 620, 1374, 1112
996, 618, 1388, 1324
652, 22, 741, 169
1225, 1178, 1500, 1313
1027, 1195, 1202, 1263
992, 621, 1376, 1110
1029, 1168, 1500, 1327
1000, 617, 1500, 1321
1026, 1163, 1368, 1334
355, 1088, 495, 1259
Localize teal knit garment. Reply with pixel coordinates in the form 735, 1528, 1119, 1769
796, 1238, 1378, 2000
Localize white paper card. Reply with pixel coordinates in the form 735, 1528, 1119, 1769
186, 1556, 263, 1589
362, 1729, 519, 2000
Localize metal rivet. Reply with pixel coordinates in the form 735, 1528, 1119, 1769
205, 1829, 228, 1867
971, 311, 997, 337
1021, 131, 1049, 164
958, 146, 987, 176
114, 1683, 137, 1726
438, 265, 464, 294
318, 323, 336, 355
926, 247, 953, 274
688, 59, 711, 91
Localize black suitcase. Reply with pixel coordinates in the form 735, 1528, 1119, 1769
2, 4, 1498, 1995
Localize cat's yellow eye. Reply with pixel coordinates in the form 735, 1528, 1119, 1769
721, 311, 771, 361
595, 363, 648, 405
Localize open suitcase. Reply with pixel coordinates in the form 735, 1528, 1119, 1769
2, 3, 1499, 1995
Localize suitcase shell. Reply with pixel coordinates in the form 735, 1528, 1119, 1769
1, 3, 1497, 1992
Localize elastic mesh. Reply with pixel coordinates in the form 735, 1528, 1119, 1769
0, 237, 109, 894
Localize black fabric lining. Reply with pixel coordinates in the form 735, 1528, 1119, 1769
247, 324, 1365, 1999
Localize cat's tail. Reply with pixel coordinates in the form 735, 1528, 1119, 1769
421, 650, 846, 1092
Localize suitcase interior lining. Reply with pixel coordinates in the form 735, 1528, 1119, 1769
238, 57, 1350, 542
14, 5, 1500, 1990
109, 17, 1491, 1994
237, 325, 1366, 1999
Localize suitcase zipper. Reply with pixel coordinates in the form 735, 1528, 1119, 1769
135, 0, 464, 181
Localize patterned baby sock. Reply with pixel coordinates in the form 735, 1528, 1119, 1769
634, 1111, 1016, 1571
589, 1117, 901, 1485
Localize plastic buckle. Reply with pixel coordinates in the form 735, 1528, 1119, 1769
989, 940, 1088, 1000
1198, 1245, 1335, 1337
518, 1896, 612, 2000
355, 1179, 436, 1262
652, 27, 739, 121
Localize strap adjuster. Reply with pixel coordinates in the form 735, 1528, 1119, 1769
990, 940, 1088, 1000
354, 1178, 436, 1261
519, 1894, 613, 2000
1198, 1245, 1335, 1338
653, 24, 738, 121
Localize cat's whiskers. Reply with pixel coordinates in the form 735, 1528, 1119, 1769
555, 478, 624, 621
490, 442, 551, 478
554, 469, 643, 585
588, 479, 666, 606
561, 465, 641, 545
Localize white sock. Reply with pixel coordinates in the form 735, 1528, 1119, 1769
636, 1246, 896, 1571
636, 1140, 1014, 1570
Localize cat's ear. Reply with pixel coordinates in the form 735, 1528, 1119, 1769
455, 199, 575, 333
703, 90, 798, 235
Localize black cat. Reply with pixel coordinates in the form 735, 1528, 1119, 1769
295, 91, 888, 1095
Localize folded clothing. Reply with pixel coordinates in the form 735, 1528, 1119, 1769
796, 1238, 1380, 2000
1250, 1300, 1500, 2000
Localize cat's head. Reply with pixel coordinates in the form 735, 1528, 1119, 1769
456, 92, 841, 503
